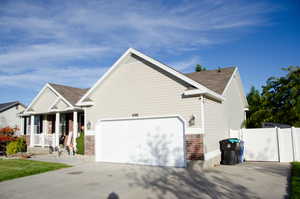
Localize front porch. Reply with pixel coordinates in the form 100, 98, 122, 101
23, 111, 84, 151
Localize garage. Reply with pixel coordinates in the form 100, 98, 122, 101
95, 116, 186, 167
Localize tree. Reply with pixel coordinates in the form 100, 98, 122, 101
195, 64, 206, 72
245, 66, 300, 128
261, 66, 300, 127
245, 86, 272, 128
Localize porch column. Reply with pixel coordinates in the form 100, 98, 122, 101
30, 115, 34, 147
55, 112, 60, 147
20, 117, 24, 136
73, 111, 78, 151
41, 115, 47, 148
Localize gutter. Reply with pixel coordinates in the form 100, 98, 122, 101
76, 101, 94, 107
183, 89, 225, 101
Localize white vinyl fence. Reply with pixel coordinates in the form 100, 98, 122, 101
230, 127, 300, 162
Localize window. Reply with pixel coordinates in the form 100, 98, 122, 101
61, 114, 67, 135
35, 115, 43, 134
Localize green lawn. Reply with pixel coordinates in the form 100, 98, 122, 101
291, 162, 300, 199
0, 159, 71, 182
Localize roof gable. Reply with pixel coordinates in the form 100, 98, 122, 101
24, 83, 88, 114
77, 48, 224, 105
49, 83, 89, 106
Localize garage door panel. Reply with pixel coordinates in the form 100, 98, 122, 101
96, 116, 186, 167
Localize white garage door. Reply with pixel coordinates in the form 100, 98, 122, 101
95, 116, 186, 167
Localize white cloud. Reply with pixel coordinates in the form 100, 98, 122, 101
0, 0, 274, 51
170, 56, 202, 72
0, 0, 275, 90
0, 44, 110, 73
0, 65, 108, 89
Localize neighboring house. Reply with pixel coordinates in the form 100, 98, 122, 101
0, 101, 26, 133
21, 48, 248, 167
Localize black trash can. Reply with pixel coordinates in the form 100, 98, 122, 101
219, 138, 242, 165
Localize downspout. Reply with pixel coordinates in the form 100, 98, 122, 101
200, 95, 205, 133
200, 95, 206, 160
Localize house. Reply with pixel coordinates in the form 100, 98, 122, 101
21, 84, 87, 149
0, 101, 26, 133
21, 48, 248, 167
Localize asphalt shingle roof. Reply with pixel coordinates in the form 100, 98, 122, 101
184, 67, 236, 94
48, 67, 235, 106
49, 83, 89, 106
0, 101, 23, 113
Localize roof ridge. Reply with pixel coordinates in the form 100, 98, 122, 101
48, 82, 89, 90
184, 66, 236, 75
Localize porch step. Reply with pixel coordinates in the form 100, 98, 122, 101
27, 147, 52, 155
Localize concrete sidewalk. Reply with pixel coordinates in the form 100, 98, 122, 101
30, 154, 95, 166
0, 159, 290, 199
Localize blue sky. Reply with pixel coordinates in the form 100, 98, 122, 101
0, 0, 299, 105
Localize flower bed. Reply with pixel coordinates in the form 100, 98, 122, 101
0, 135, 17, 156
0, 135, 17, 142
0, 126, 17, 136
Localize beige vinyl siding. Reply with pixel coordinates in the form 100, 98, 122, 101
223, 74, 246, 130
56, 99, 69, 110
86, 55, 202, 131
204, 71, 246, 153
203, 98, 227, 153
31, 87, 58, 113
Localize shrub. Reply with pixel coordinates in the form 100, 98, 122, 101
6, 141, 18, 155
0, 135, 16, 142
0, 126, 17, 136
76, 131, 84, 155
6, 137, 27, 155
0, 135, 17, 155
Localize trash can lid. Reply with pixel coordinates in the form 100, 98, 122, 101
228, 138, 240, 143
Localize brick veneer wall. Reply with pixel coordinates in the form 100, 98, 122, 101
85, 135, 95, 155
185, 134, 204, 160
25, 135, 30, 146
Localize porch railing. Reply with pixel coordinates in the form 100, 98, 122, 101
44, 134, 54, 146
34, 134, 43, 146
33, 134, 55, 147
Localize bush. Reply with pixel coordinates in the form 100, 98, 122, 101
76, 131, 84, 155
0, 126, 17, 136
0, 136, 17, 155
0, 135, 16, 142
6, 137, 26, 155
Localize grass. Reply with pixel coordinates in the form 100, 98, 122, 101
0, 159, 71, 182
291, 162, 300, 199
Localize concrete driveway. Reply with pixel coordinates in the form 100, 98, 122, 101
0, 157, 290, 199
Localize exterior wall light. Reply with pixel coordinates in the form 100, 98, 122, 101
87, 121, 91, 130
189, 115, 195, 126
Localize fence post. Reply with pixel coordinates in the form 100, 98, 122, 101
275, 127, 281, 162
291, 127, 296, 162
